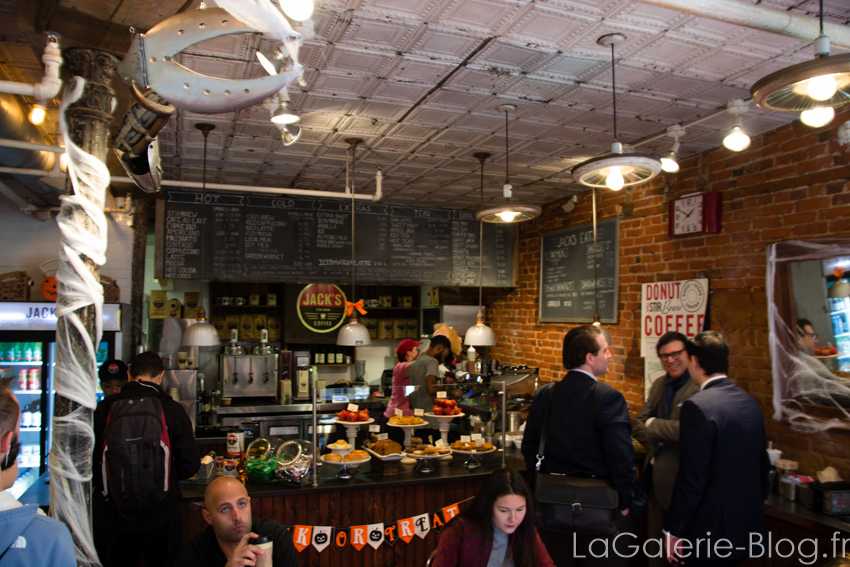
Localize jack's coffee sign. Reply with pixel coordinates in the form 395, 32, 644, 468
297, 284, 346, 334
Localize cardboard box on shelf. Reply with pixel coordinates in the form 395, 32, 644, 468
150, 290, 168, 319
183, 292, 200, 319
266, 316, 281, 342
239, 314, 255, 341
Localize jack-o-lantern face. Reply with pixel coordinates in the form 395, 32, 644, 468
41, 276, 57, 301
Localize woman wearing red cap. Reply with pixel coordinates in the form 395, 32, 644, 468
384, 339, 422, 421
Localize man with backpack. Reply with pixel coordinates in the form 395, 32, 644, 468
93, 351, 200, 567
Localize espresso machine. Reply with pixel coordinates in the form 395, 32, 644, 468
220, 352, 279, 399
292, 350, 312, 401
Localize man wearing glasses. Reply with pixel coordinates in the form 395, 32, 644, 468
632, 332, 699, 567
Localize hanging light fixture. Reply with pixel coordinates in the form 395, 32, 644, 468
28, 102, 46, 125
572, 34, 662, 191
465, 152, 498, 347
722, 99, 751, 152
337, 137, 371, 347
271, 90, 299, 125
475, 105, 541, 224
751, 0, 850, 127
660, 125, 685, 173
256, 48, 286, 76
279, 0, 314, 22
277, 123, 301, 146
183, 123, 223, 347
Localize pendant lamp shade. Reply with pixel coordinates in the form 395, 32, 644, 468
829, 279, 850, 299
572, 34, 661, 190
474, 105, 540, 224
337, 138, 371, 347
466, 152, 497, 347
184, 123, 221, 348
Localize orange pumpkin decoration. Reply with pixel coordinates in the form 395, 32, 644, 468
41, 276, 57, 301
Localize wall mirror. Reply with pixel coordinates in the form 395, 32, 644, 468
768, 239, 850, 432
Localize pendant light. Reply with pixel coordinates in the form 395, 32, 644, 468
722, 99, 751, 152
337, 137, 371, 347
572, 34, 661, 191
183, 123, 223, 347
751, 0, 850, 127
475, 105, 541, 224
465, 152, 497, 347
659, 125, 685, 174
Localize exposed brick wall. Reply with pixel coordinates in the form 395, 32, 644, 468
486, 106, 850, 478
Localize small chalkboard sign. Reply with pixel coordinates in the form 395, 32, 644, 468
538, 218, 619, 323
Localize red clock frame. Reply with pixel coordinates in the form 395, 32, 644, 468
668, 192, 722, 237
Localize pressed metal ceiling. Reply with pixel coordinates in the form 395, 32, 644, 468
1, 0, 849, 209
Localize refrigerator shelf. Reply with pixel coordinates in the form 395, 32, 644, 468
13, 390, 42, 395
1, 361, 43, 366
20, 427, 40, 432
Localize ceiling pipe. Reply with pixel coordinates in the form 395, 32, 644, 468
637, 0, 850, 50
0, 34, 63, 100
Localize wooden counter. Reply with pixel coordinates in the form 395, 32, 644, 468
180, 450, 525, 567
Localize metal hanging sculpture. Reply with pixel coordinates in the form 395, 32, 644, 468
113, 3, 304, 191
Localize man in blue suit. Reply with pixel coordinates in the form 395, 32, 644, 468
664, 331, 770, 566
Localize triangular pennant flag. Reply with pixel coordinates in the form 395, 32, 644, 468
398, 517, 415, 544
312, 526, 332, 553
442, 503, 460, 523
413, 513, 430, 539
282, 524, 293, 531
333, 527, 350, 550
430, 509, 445, 533
350, 525, 368, 551
291, 525, 312, 553
384, 522, 398, 546
367, 523, 385, 550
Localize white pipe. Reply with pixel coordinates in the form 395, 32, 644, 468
638, 0, 850, 50
375, 167, 383, 201
0, 139, 63, 153
0, 163, 383, 201
0, 37, 63, 101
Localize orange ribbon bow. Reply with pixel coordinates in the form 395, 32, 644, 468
345, 300, 367, 317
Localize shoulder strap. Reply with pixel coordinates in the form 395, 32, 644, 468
534, 382, 556, 472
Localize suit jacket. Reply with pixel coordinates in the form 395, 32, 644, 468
631, 372, 700, 509
521, 371, 636, 510
664, 378, 770, 562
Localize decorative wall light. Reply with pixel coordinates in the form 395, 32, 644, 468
751, 0, 849, 128
572, 34, 661, 191
722, 99, 751, 152
475, 104, 541, 223
337, 138, 371, 347
465, 152, 497, 347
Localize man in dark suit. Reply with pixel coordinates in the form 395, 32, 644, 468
632, 332, 700, 567
664, 331, 770, 566
522, 325, 637, 567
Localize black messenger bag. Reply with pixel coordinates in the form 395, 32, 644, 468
533, 384, 619, 536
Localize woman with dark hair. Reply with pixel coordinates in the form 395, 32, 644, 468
432, 468, 555, 567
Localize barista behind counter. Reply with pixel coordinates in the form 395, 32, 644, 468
409, 335, 462, 436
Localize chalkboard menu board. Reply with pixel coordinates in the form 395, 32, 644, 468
156, 191, 514, 287
538, 218, 619, 323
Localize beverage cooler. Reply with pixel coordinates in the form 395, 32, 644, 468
0, 302, 130, 497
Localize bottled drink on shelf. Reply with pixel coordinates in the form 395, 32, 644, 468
5, 343, 16, 362
17, 369, 27, 391
33, 343, 41, 362
13, 343, 22, 363
27, 368, 40, 391
23, 343, 33, 362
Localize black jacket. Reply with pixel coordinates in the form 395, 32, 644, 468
92, 380, 199, 532
174, 517, 300, 567
521, 371, 637, 510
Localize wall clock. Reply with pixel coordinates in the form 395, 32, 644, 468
668, 192, 722, 237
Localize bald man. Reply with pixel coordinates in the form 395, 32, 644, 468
174, 477, 299, 567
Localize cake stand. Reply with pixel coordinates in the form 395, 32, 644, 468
408, 450, 452, 474
451, 447, 496, 471
320, 453, 370, 480
424, 413, 465, 445
386, 421, 424, 447
333, 418, 375, 447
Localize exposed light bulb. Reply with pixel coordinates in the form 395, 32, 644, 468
800, 106, 835, 128
59, 152, 68, 172
660, 152, 679, 173
281, 0, 314, 21
497, 210, 519, 222
606, 167, 624, 191
723, 126, 750, 152
807, 74, 838, 102
28, 104, 46, 125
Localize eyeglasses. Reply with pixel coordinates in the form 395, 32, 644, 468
804, 332, 817, 339
659, 348, 686, 362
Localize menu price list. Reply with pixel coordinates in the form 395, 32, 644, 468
538, 218, 619, 323
156, 191, 514, 286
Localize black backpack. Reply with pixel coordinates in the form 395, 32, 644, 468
100, 396, 172, 514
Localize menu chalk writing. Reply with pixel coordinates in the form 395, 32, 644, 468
156, 192, 513, 286
538, 218, 619, 323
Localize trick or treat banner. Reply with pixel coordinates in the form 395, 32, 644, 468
284, 502, 461, 553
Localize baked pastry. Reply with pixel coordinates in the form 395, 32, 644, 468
324, 453, 342, 462
347, 450, 369, 461
372, 439, 402, 456
410, 437, 423, 446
